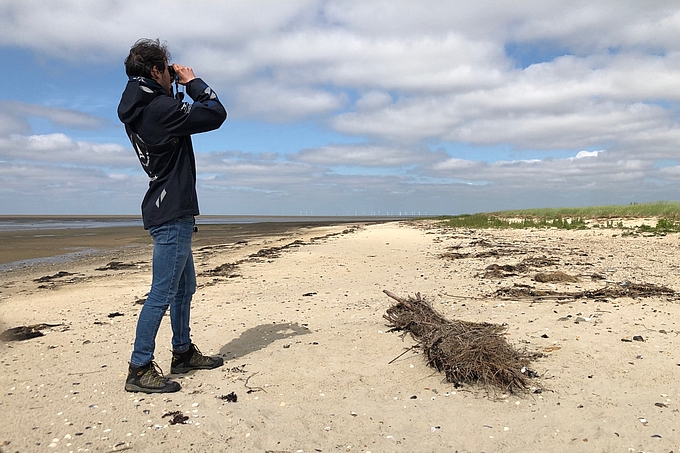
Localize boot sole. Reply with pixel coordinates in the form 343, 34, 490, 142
125, 382, 181, 393
171, 363, 223, 374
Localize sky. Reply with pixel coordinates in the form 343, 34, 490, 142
2, 0, 680, 216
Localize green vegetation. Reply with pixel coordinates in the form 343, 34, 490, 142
489, 201, 680, 220
437, 201, 680, 235
438, 213, 588, 230
634, 218, 680, 235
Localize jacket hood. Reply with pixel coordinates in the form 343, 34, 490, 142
117, 76, 166, 125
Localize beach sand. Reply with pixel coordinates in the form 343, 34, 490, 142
1, 220, 679, 452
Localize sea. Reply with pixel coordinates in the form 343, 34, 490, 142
0, 215, 414, 271
0, 215, 410, 233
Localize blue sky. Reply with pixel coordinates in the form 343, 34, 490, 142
2, 0, 680, 216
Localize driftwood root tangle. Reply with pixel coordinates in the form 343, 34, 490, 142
383, 290, 537, 394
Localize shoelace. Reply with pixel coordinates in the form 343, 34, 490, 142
188, 345, 215, 365
143, 361, 169, 386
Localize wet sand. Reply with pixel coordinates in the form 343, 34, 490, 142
0, 219, 373, 269
0, 226, 150, 267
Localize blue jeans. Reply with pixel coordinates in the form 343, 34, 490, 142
130, 216, 196, 367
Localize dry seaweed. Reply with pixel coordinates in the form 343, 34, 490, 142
0, 323, 65, 341
495, 284, 556, 299
249, 240, 306, 259
310, 227, 357, 241
439, 251, 471, 259
383, 290, 537, 394
200, 261, 241, 277
521, 256, 560, 268
95, 261, 140, 271
218, 392, 238, 402
242, 229, 359, 262
495, 281, 676, 301
439, 239, 530, 261
162, 411, 188, 425
480, 255, 563, 279
33, 271, 75, 283
533, 271, 579, 283
481, 264, 523, 279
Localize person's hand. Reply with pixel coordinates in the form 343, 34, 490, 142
171, 64, 196, 85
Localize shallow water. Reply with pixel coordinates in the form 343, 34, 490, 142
0, 215, 405, 232
0, 215, 407, 271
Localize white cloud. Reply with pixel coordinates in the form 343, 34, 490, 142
424, 150, 656, 192
0, 101, 104, 136
331, 50, 680, 148
195, 151, 324, 187
246, 31, 505, 92
0, 133, 136, 167
433, 158, 483, 172
233, 81, 346, 121
0, 161, 146, 214
3, 1, 680, 214
571, 150, 601, 160
293, 144, 443, 167
355, 91, 392, 112
7, 0, 677, 58
0, 0, 318, 60
0, 110, 30, 136
1, 101, 104, 128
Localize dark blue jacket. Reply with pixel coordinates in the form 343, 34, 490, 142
117, 76, 227, 229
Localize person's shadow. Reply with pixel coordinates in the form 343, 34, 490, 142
220, 322, 311, 360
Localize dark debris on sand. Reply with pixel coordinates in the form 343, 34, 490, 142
162, 411, 189, 425
200, 261, 242, 278
495, 281, 676, 301
218, 392, 238, 402
95, 261, 142, 271
33, 271, 75, 283
0, 323, 66, 341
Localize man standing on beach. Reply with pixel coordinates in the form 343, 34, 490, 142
117, 39, 227, 393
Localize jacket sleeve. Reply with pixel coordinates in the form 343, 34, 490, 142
150, 78, 227, 137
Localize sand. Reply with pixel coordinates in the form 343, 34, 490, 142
1, 220, 680, 452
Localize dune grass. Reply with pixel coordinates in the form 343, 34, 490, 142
437, 213, 589, 230
489, 201, 680, 220
437, 201, 680, 234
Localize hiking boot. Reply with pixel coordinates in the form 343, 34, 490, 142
171, 343, 224, 374
125, 361, 181, 393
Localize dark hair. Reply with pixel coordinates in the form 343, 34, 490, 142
124, 38, 171, 78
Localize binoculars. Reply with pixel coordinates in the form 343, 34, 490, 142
168, 65, 179, 82
167, 65, 184, 100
